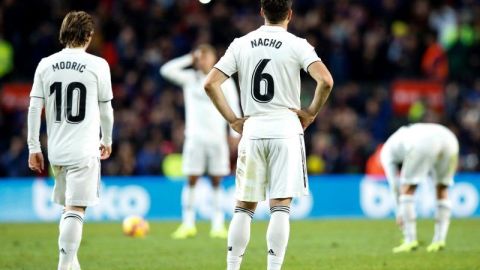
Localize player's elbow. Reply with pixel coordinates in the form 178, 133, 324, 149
159, 65, 169, 77
203, 79, 216, 94
314, 73, 334, 94
321, 74, 334, 91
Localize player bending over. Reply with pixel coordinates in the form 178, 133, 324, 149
204, 0, 333, 269
161, 44, 241, 239
380, 123, 459, 253
27, 11, 114, 270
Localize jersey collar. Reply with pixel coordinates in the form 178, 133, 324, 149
259, 25, 287, 32
62, 47, 86, 53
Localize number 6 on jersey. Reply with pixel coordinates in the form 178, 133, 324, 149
251, 59, 274, 103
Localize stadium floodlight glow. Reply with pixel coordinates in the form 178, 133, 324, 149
199, 0, 211, 4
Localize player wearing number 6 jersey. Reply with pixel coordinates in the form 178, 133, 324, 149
27, 11, 114, 270
204, 1, 333, 269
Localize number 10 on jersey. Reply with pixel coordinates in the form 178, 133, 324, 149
50, 82, 87, 124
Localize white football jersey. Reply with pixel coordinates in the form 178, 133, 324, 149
161, 54, 241, 141
215, 25, 321, 139
381, 123, 458, 165
30, 48, 113, 165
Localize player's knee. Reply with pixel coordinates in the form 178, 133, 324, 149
401, 185, 417, 195
236, 201, 257, 211
64, 206, 86, 213
210, 176, 222, 187
188, 175, 200, 186
269, 197, 292, 208
436, 184, 449, 199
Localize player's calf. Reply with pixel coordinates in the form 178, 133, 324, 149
267, 205, 290, 270
58, 207, 85, 270
227, 203, 256, 270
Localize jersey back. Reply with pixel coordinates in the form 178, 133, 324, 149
215, 25, 321, 138
30, 48, 113, 165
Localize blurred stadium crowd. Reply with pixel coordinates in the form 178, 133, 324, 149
0, 0, 479, 177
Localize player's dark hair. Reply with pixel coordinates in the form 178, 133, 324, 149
59, 11, 94, 48
261, 0, 292, 24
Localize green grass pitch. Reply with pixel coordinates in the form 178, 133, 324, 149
1, 219, 479, 270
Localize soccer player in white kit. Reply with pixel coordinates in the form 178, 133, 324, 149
160, 44, 241, 239
380, 123, 459, 253
204, 1, 334, 269
27, 11, 114, 270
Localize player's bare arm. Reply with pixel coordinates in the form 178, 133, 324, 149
204, 68, 248, 134
291, 61, 333, 130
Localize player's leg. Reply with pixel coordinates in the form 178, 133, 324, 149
58, 205, 86, 270
227, 138, 266, 270
210, 175, 228, 238
58, 208, 81, 270
173, 138, 205, 238
207, 139, 230, 238
57, 157, 100, 270
428, 148, 457, 252
393, 184, 419, 253
227, 200, 257, 270
427, 184, 450, 252
172, 175, 200, 239
267, 198, 291, 270
393, 149, 434, 253
266, 136, 309, 269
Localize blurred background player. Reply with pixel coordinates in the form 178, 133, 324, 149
160, 44, 241, 239
204, 0, 333, 269
380, 123, 459, 253
27, 11, 114, 270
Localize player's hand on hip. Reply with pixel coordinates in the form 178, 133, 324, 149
290, 108, 316, 130
230, 117, 248, 135
100, 144, 112, 160
28, 152, 44, 173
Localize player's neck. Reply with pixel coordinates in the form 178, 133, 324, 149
264, 21, 288, 30
65, 46, 87, 51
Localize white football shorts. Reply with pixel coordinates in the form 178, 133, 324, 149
51, 156, 101, 207
235, 135, 309, 202
401, 137, 459, 186
182, 137, 230, 176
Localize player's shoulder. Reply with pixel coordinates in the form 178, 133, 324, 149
288, 33, 312, 47
35, 51, 61, 74
83, 52, 110, 69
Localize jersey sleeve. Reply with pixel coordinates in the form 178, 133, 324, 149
214, 39, 238, 77
297, 39, 321, 72
30, 59, 45, 98
98, 60, 113, 102
160, 54, 195, 87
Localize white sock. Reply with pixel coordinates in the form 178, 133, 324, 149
58, 211, 81, 270
227, 207, 254, 270
399, 194, 416, 243
433, 199, 451, 243
267, 206, 290, 270
212, 186, 225, 230
183, 185, 196, 228
58, 210, 84, 270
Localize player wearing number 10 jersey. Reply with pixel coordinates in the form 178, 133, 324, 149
27, 11, 114, 270
204, 1, 334, 269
